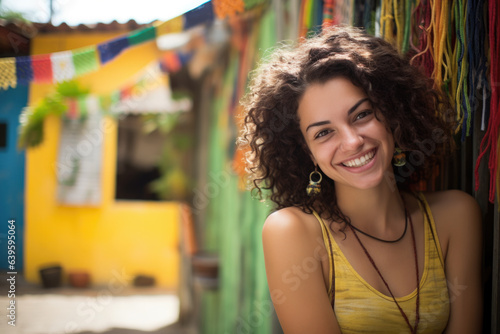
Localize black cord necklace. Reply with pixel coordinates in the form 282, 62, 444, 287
348, 204, 420, 333
347, 209, 408, 243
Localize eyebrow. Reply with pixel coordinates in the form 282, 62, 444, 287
305, 97, 370, 132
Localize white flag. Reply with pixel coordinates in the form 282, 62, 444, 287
51, 51, 76, 83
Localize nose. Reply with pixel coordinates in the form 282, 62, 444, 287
339, 127, 363, 152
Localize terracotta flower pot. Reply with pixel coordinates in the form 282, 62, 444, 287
68, 271, 91, 288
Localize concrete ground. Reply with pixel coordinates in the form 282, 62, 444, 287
0, 272, 197, 334
78, 322, 195, 334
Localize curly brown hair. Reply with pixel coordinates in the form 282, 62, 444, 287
238, 26, 455, 222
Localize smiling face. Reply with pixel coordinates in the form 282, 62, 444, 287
298, 77, 395, 191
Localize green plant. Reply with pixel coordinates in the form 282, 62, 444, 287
18, 81, 90, 149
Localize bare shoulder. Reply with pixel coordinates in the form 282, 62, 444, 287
262, 207, 340, 333
263, 206, 321, 244
262, 207, 323, 274
422, 193, 483, 332
423, 189, 481, 226
422, 190, 482, 258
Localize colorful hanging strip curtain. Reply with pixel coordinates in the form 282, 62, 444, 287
311, 0, 497, 201
475, 0, 499, 203
298, 0, 324, 38
322, 0, 334, 28
0, 1, 216, 90
382, 0, 496, 201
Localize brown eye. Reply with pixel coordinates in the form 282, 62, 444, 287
315, 129, 332, 139
355, 110, 373, 121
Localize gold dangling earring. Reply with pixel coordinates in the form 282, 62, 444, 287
306, 166, 322, 196
393, 147, 406, 167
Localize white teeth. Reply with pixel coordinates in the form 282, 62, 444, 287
342, 150, 375, 168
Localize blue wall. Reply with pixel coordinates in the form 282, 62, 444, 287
0, 85, 28, 271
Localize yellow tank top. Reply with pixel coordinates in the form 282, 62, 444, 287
313, 193, 450, 333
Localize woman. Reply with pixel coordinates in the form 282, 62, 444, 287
239, 26, 482, 333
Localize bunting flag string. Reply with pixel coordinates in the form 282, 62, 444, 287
18, 54, 193, 149
0, 1, 215, 90
63, 53, 193, 120
0, 57, 16, 89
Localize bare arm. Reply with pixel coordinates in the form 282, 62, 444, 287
441, 191, 483, 333
262, 209, 342, 334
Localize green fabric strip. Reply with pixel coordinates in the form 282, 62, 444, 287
72, 46, 99, 76
128, 26, 157, 45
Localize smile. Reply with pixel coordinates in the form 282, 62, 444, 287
341, 149, 375, 167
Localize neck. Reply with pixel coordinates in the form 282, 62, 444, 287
334, 179, 405, 233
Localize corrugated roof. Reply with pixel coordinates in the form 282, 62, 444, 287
0, 19, 150, 39
0, 18, 37, 38
0, 19, 153, 57
33, 19, 149, 33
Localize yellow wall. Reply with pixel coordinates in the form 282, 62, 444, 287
25, 30, 180, 288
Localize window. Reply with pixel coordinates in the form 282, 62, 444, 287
115, 115, 165, 201
0, 122, 7, 149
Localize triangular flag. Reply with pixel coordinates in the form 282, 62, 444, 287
0, 57, 17, 89
98, 36, 130, 64
51, 51, 76, 82
183, 1, 215, 30
155, 16, 183, 36
16, 56, 34, 85
32, 54, 53, 83
128, 26, 156, 46
73, 46, 99, 76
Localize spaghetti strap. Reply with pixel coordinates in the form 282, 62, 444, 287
414, 192, 446, 268
311, 210, 335, 308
